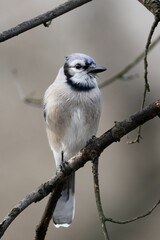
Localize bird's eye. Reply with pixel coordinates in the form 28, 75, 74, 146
75, 63, 82, 69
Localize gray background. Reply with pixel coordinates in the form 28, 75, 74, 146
0, 0, 160, 239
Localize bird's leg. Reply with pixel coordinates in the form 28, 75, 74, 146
61, 151, 64, 163
59, 151, 72, 176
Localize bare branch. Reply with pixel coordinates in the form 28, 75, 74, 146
0, 99, 160, 238
128, 18, 159, 144
92, 159, 110, 240
105, 199, 160, 224
24, 97, 43, 108
143, 18, 159, 92
0, 0, 92, 42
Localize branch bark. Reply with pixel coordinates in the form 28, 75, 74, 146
92, 159, 110, 240
0, 99, 160, 238
0, 0, 92, 42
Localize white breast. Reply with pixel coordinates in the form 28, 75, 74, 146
44, 73, 101, 167
61, 96, 101, 161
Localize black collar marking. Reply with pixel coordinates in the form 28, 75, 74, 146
66, 78, 95, 92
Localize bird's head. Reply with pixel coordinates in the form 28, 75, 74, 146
63, 53, 106, 91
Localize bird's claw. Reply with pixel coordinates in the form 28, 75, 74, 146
60, 161, 72, 176
86, 136, 97, 146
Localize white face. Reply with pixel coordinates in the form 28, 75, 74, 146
67, 59, 96, 76
63, 53, 106, 92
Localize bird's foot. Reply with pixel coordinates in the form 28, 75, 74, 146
60, 161, 72, 176
86, 135, 97, 146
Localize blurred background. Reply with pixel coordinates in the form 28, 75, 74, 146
0, 0, 160, 239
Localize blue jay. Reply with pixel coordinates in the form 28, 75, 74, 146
44, 53, 106, 227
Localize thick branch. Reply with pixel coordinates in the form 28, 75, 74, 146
0, 99, 160, 238
138, 0, 160, 19
0, 0, 92, 42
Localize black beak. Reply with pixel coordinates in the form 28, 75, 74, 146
87, 65, 107, 74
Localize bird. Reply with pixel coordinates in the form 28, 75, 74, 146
43, 53, 106, 228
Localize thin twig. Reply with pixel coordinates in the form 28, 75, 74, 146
105, 199, 160, 224
128, 18, 159, 144
98, 33, 160, 89
0, 0, 92, 42
0, 99, 160, 238
144, 18, 159, 92
24, 97, 43, 108
14, 78, 43, 108
92, 158, 110, 240
144, 18, 159, 90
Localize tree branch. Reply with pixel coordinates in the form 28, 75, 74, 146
127, 18, 159, 144
92, 158, 110, 240
0, 0, 92, 42
0, 99, 160, 238
105, 199, 160, 224
143, 19, 159, 93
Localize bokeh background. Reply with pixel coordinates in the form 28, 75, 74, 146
0, 0, 160, 239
